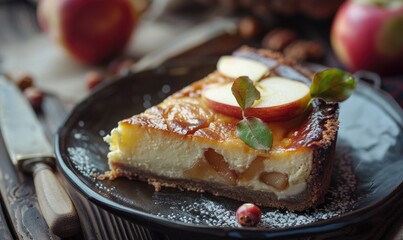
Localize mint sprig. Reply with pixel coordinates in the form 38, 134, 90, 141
231, 69, 356, 151
310, 68, 357, 102
236, 117, 273, 151
231, 76, 261, 111
232, 76, 272, 151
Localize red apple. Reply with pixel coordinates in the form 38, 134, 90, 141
37, 0, 145, 64
331, 0, 403, 75
202, 77, 311, 122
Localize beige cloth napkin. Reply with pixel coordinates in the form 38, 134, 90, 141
1, 20, 185, 110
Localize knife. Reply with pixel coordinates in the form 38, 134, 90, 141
0, 76, 79, 237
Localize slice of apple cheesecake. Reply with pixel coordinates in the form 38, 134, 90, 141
104, 47, 343, 211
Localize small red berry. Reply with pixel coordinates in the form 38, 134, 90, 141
236, 203, 261, 227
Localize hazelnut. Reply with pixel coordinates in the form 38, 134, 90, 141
236, 203, 262, 227
238, 17, 261, 39
2, 72, 14, 81
24, 87, 44, 110
107, 57, 135, 77
262, 28, 298, 51
306, 41, 325, 60
284, 40, 324, 62
85, 71, 104, 91
16, 74, 34, 91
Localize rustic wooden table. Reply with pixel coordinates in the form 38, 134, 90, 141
0, 1, 402, 239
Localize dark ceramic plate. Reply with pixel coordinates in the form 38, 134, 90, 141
55, 59, 403, 239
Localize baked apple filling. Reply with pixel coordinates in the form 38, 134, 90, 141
185, 148, 293, 192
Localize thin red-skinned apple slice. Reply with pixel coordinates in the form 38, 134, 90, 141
203, 77, 311, 122
217, 56, 268, 82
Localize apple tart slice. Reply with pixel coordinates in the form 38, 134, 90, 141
104, 47, 349, 211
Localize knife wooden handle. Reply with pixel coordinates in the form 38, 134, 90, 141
33, 163, 80, 237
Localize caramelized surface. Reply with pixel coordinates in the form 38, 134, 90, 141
122, 72, 337, 152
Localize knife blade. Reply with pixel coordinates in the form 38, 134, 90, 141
0, 76, 79, 237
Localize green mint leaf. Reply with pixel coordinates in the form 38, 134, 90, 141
231, 76, 261, 111
310, 68, 357, 102
236, 117, 272, 150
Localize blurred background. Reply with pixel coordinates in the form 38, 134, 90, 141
1, 0, 401, 110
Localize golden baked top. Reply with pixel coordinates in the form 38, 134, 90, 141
121, 48, 339, 153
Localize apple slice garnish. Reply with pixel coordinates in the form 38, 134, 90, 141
203, 77, 311, 122
217, 56, 268, 82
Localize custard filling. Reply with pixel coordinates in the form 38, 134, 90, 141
105, 122, 312, 198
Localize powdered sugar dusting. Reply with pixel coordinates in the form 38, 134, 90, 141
68, 147, 99, 178
68, 146, 118, 194
156, 146, 362, 228
67, 133, 363, 228
155, 198, 236, 226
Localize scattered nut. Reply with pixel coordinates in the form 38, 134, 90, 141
85, 71, 104, 91
16, 74, 34, 91
284, 42, 308, 62
238, 17, 261, 39
2, 72, 14, 81
284, 40, 324, 62
107, 57, 135, 77
305, 41, 325, 60
201, 0, 343, 19
24, 87, 44, 110
236, 203, 262, 227
262, 28, 298, 51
